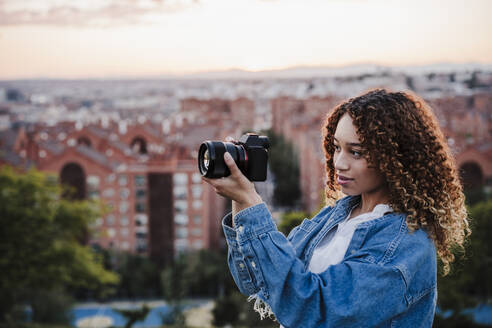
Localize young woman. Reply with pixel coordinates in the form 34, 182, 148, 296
202, 89, 470, 327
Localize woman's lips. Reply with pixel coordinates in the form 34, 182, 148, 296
337, 175, 353, 185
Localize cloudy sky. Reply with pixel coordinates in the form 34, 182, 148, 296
0, 0, 491, 79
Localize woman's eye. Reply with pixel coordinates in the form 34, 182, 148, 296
352, 150, 362, 157
334, 145, 341, 152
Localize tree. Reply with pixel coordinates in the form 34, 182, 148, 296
435, 200, 492, 324
261, 130, 301, 208
278, 211, 309, 236
114, 252, 161, 299
213, 290, 277, 328
0, 166, 118, 322
160, 254, 188, 326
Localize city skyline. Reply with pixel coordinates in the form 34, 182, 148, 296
1, 0, 491, 79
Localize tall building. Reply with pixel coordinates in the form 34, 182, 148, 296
1, 116, 231, 266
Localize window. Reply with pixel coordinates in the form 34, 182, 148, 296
135, 202, 146, 213
175, 214, 189, 225
193, 240, 203, 249
192, 227, 202, 237
88, 190, 99, 199
102, 188, 115, 198
106, 174, 116, 183
120, 216, 129, 226
119, 201, 129, 213
176, 227, 188, 238
107, 228, 116, 238
136, 239, 147, 252
193, 200, 202, 210
120, 188, 130, 199
174, 200, 187, 214
173, 173, 188, 185
136, 189, 146, 199
193, 215, 201, 224
106, 215, 115, 226
87, 175, 100, 187
135, 214, 148, 226
87, 175, 100, 199
121, 228, 129, 237
135, 175, 146, 186
173, 186, 187, 200
118, 174, 128, 186
192, 185, 203, 199
174, 239, 188, 253
121, 241, 130, 250
192, 173, 202, 184
136, 226, 148, 234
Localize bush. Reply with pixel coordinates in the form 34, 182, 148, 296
28, 289, 74, 325
212, 294, 241, 327
278, 211, 309, 236
212, 290, 277, 328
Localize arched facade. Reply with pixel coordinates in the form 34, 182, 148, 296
131, 136, 148, 154
77, 136, 92, 148
459, 161, 484, 191
60, 162, 86, 200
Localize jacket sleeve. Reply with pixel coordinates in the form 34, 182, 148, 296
222, 202, 409, 328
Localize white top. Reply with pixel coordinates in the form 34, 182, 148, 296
308, 203, 394, 274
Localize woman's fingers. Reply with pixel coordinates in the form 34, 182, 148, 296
223, 152, 242, 179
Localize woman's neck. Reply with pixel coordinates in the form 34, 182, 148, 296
354, 189, 390, 216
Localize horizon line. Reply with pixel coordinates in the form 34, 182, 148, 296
1, 61, 492, 82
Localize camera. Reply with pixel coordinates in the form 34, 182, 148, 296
198, 133, 269, 181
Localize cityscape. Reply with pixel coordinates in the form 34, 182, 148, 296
1, 63, 492, 326
2, 0, 492, 325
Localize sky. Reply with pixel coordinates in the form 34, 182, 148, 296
0, 0, 491, 79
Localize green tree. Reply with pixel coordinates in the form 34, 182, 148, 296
213, 290, 277, 328
161, 254, 188, 326
260, 130, 301, 208
115, 252, 161, 299
181, 249, 229, 297
435, 199, 492, 323
0, 166, 118, 323
278, 211, 309, 236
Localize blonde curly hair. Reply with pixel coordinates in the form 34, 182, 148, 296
322, 89, 470, 275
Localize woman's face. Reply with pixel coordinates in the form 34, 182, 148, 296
333, 113, 387, 196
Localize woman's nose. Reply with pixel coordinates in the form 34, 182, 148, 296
334, 152, 349, 171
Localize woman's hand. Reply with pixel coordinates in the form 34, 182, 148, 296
202, 151, 263, 221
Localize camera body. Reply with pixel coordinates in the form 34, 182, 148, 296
198, 133, 269, 181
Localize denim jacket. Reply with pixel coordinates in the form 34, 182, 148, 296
222, 195, 437, 328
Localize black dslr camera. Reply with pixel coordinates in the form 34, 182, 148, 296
198, 133, 269, 181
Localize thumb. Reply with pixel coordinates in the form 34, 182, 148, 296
224, 152, 242, 177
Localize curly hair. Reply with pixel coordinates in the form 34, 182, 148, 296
322, 89, 470, 275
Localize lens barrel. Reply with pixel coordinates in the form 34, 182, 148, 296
198, 141, 247, 178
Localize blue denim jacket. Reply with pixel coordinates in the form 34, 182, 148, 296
222, 195, 437, 328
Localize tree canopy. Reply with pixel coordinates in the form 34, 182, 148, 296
0, 166, 118, 321
261, 129, 301, 208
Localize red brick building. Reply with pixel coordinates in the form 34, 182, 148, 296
1, 113, 236, 266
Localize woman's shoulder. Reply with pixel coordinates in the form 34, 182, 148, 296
354, 211, 436, 264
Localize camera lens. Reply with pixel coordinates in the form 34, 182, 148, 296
198, 141, 247, 178
203, 149, 210, 170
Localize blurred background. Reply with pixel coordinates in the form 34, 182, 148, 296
0, 0, 491, 327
